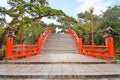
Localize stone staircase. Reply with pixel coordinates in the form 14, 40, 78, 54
42, 34, 78, 53
0, 33, 120, 80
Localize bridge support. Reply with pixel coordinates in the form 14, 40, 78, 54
79, 38, 83, 54
107, 37, 115, 58
66, 28, 115, 60
37, 38, 42, 53
6, 38, 13, 59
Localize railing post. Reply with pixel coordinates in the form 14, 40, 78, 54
26, 46, 31, 57
66, 28, 71, 34
48, 27, 52, 34
6, 38, 13, 59
107, 37, 115, 58
79, 38, 83, 54
37, 38, 42, 54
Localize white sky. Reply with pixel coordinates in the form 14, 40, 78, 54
77, 0, 114, 15
0, 0, 120, 24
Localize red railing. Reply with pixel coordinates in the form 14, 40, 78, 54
66, 28, 115, 60
81, 45, 109, 59
6, 28, 51, 60
66, 28, 82, 54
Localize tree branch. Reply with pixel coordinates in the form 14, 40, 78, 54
32, 14, 55, 20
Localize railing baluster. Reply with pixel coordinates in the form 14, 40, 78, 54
6, 28, 52, 60
66, 28, 115, 60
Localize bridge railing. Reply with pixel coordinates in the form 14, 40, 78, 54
6, 28, 51, 60
81, 45, 108, 59
66, 28, 114, 60
66, 28, 82, 54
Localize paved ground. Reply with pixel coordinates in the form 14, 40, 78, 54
0, 34, 120, 79
42, 34, 78, 53
3, 53, 108, 64
0, 53, 120, 79
0, 63, 120, 79
0, 64, 120, 75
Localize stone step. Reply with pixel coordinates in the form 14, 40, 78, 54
42, 47, 77, 49
45, 40, 74, 42
47, 36, 72, 37
1, 33, 119, 79
2, 61, 108, 64
4, 53, 108, 64
44, 41, 76, 44
42, 33, 78, 53
47, 36, 72, 38
45, 39, 74, 41
44, 42, 75, 44
43, 45, 77, 47
46, 37, 73, 39
43, 44, 76, 49
43, 42, 76, 46
1, 73, 119, 79
0, 64, 120, 79
43, 44, 76, 48
48, 34, 71, 37
42, 50, 78, 53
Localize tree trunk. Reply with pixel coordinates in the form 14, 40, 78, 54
0, 25, 21, 49
0, 30, 7, 49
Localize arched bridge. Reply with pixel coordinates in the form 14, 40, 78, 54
0, 28, 120, 79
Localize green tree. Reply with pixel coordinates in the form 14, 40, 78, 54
98, 6, 120, 29
57, 15, 77, 32
48, 23, 58, 33
0, 0, 65, 48
73, 23, 91, 44
96, 6, 120, 47
77, 11, 90, 23
77, 10, 103, 45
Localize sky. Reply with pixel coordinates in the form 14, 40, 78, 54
43, 0, 120, 24
0, 0, 120, 24
48, 0, 120, 16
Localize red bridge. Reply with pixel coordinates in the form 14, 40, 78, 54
0, 28, 120, 79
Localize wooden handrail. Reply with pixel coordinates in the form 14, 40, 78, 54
66, 28, 115, 60
6, 28, 52, 60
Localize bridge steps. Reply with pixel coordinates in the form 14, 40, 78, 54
0, 33, 120, 79
0, 64, 120, 79
2, 53, 109, 64
42, 34, 78, 53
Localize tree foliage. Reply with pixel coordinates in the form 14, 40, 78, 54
57, 15, 77, 33
0, 0, 65, 48
96, 6, 120, 47
48, 23, 57, 33
74, 5, 120, 46
0, 0, 120, 50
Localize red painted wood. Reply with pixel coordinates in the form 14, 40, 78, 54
66, 28, 115, 60
6, 28, 52, 60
